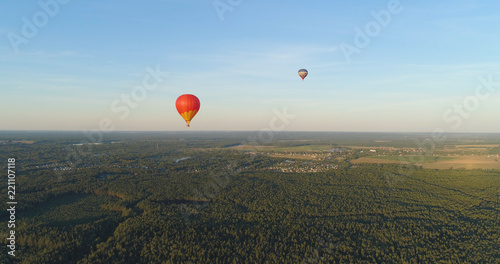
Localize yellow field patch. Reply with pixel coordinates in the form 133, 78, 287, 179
352, 155, 500, 170
266, 153, 321, 160
13, 140, 35, 144
351, 157, 410, 164
420, 156, 500, 170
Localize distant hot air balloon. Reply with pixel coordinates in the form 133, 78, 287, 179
298, 69, 308, 81
176, 94, 200, 127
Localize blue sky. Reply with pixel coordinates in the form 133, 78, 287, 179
1, 0, 499, 132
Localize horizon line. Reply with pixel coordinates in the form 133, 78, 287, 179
1, 130, 500, 134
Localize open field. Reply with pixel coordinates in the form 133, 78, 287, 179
16, 140, 35, 144
226, 144, 333, 152
420, 155, 500, 170
351, 157, 410, 165
454, 144, 500, 148
439, 144, 500, 153
271, 145, 334, 152
374, 155, 454, 163
226, 144, 275, 151
266, 153, 321, 160
352, 155, 500, 170
344, 146, 399, 150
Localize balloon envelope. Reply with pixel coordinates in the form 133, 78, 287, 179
176, 94, 200, 127
298, 69, 308, 80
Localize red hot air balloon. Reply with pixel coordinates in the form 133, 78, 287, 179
176, 94, 200, 127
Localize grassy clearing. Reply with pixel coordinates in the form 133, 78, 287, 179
272, 145, 333, 152
351, 157, 408, 164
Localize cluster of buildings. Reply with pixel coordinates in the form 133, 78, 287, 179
266, 160, 338, 173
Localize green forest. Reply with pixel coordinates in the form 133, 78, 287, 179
0, 132, 498, 263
